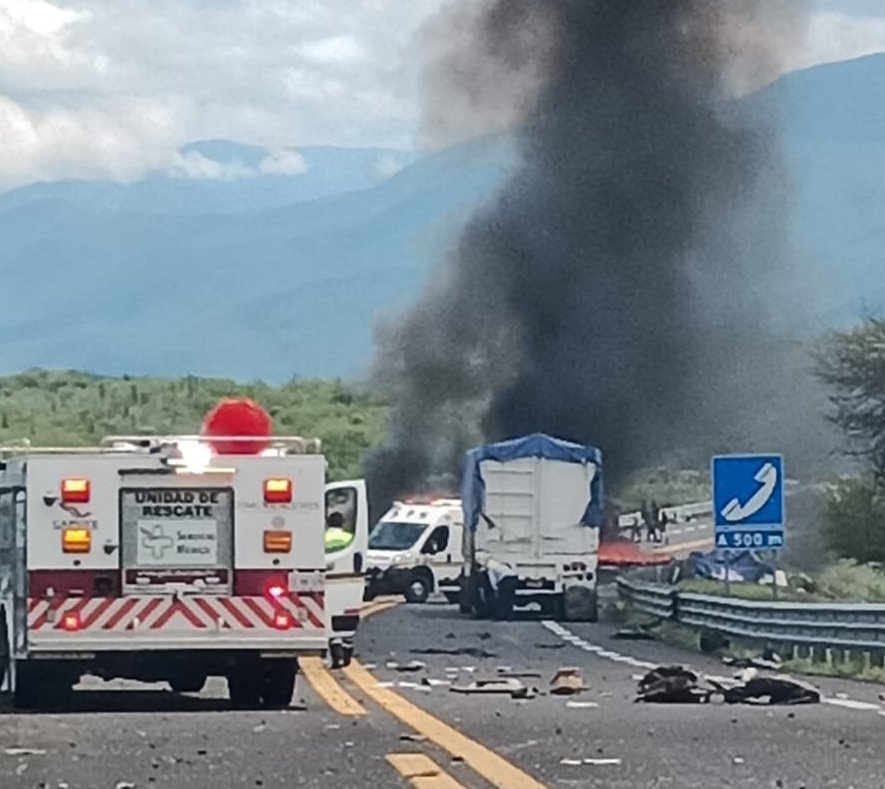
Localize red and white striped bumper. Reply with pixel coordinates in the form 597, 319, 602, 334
25, 593, 326, 652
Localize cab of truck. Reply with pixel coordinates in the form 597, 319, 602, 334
364, 498, 463, 604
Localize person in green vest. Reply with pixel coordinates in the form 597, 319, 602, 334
325, 510, 354, 552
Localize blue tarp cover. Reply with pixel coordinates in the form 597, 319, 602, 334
689, 548, 774, 583
461, 433, 604, 532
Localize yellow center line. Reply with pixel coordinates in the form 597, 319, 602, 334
387, 753, 468, 789
300, 656, 367, 716
360, 596, 402, 619
344, 660, 549, 789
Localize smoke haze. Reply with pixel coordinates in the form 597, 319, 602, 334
366, 0, 833, 519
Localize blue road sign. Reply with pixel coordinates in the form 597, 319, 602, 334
712, 454, 785, 550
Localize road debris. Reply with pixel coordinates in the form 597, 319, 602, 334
534, 642, 566, 650
450, 678, 535, 699
400, 733, 428, 743
722, 649, 783, 672
635, 665, 821, 705
635, 666, 711, 704
713, 669, 820, 705
550, 667, 587, 696
4, 748, 47, 756
497, 669, 542, 679
561, 757, 622, 766
386, 660, 426, 672
566, 700, 599, 709
613, 626, 656, 640
410, 647, 498, 659
420, 677, 452, 687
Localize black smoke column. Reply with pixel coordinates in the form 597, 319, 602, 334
366, 1, 821, 520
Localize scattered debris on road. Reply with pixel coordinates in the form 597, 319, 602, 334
635, 665, 821, 705
450, 678, 535, 699
534, 642, 566, 650
3, 748, 47, 756
410, 646, 498, 659
497, 669, 542, 679
400, 733, 428, 743
550, 667, 587, 696
560, 757, 622, 766
386, 660, 426, 672
722, 648, 783, 672
636, 666, 710, 704
566, 700, 599, 709
613, 625, 656, 640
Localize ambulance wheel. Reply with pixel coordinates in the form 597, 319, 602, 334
169, 672, 207, 694
259, 661, 297, 709
404, 571, 431, 604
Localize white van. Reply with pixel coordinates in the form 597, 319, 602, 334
364, 498, 463, 604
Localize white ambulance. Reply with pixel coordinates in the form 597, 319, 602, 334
0, 433, 348, 710
364, 498, 464, 604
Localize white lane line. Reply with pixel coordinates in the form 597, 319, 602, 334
541, 621, 885, 713
683, 526, 696, 533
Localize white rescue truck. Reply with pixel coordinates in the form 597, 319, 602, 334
458, 434, 603, 621
364, 498, 463, 604
0, 433, 350, 710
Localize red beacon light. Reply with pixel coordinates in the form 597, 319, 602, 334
266, 584, 286, 600
273, 612, 292, 630
201, 398, 272, 456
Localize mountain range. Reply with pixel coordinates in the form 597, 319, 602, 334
1, 54, 884, 380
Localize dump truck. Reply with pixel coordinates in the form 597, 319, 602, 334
458, 433, 603, 621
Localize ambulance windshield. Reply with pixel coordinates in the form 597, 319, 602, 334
368, 521, 425, 551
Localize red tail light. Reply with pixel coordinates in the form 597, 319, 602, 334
62, 612, 81, 631
273, 612, 292, 630
263, 478, 292, 504
61, 478, 90, 504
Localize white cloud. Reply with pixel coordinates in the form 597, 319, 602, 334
374, 153, 404, 179
0, 0, 447, 189
800, 12, 885, 71
258, 149, 308, 176
0, 1, 884, 190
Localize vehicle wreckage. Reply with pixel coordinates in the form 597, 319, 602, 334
635, 665, 821, 705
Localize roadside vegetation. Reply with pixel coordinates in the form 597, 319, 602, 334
0, 369, 387, 481
678, 560, 885, 603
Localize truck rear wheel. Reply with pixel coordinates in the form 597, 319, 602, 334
563, 585, 598, 622
13, 662, 73, 711
259, 661, 297, 709
169, 672, 208, 694
228, 659, 297, 710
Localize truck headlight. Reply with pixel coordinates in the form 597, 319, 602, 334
389, 552, 415, 567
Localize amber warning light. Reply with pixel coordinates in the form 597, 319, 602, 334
263, 478, 292, 504
61, 478, 90, 504
62, 527, 91, 554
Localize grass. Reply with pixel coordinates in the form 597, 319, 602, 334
0, 369, 389, 480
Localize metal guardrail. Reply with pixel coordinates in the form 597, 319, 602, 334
616, 574, 885, 651
618, 501, 712, 529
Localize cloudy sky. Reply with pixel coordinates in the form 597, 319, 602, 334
1, 0, 884, 190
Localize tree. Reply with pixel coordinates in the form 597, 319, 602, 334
814, 318, 885, 477
824, 476, 885, 564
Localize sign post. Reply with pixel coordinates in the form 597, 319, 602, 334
712, 454, 785, 594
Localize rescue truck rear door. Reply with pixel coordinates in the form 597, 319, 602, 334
121, 486, 234, 595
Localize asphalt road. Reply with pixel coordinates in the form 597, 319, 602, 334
2, 596, 883, 789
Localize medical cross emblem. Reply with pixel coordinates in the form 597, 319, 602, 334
140, 523, 174, 560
